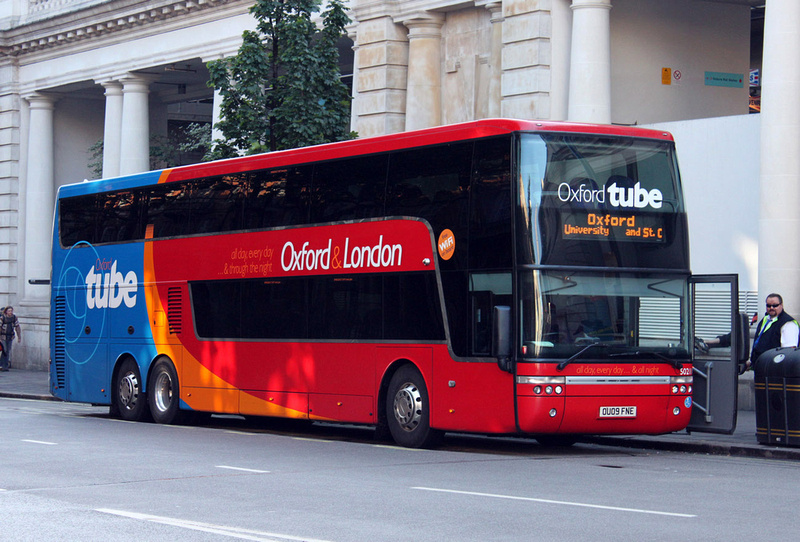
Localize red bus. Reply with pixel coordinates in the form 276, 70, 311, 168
51, 119, 739, 447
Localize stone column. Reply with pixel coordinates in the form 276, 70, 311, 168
119, 74, 152, 175
403, 13, 445, 131
550, 0, 573, 121
346, 14, 408, 137
100, 81, 123, 178
22, 93, 56, 304
567, 0, 612, 124
348, 28, 361, 132
0, 58, 21, 304
486, 2, 504, 118
758, 0, 800, 308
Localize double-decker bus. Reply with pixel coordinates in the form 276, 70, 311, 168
50, 119, 743, 447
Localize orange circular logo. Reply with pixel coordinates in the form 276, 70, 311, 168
437, 229, 455, 261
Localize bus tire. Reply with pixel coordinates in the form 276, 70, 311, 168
386, 365, 440, 448
148, 359, 184, 425
114, 358, 148, 422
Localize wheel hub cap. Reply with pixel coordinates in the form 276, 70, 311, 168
393, 382, 422, 432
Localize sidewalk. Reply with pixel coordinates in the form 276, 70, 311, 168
2, 368, 799, 459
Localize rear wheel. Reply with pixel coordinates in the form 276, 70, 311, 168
386, 365, 441, 448
114, 358, 148, 421
149, 359, 184, 424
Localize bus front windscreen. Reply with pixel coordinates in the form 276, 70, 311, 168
517, 133, 689, 269
519, 271, 689, 361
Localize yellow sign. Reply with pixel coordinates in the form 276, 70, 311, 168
562, 213, 665, 243
662, 67, 672, 85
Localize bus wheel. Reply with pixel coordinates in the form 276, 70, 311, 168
114, 359, 148, 422
149, 359, 184, 425
386, 366, 440, 448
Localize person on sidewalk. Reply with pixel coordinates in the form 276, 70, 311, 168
0, 306, 21, 371
749, 293, 799, 369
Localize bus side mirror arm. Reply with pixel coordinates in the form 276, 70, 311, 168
493, 305, 514, 373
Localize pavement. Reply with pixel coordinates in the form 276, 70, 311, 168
2, 368, 800, 460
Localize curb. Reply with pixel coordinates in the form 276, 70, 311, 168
582, 435, 800, 461
0, 391, 61, 402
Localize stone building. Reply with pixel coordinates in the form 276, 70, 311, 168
0, 0, 797, 369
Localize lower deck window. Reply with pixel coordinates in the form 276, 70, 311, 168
190, 272, 445, 341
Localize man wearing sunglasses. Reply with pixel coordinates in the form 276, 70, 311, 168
749, 293, 800, 369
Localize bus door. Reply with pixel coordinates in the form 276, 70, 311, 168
688, 274, 747, 434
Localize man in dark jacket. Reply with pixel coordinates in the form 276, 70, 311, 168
749, 293, 800, 369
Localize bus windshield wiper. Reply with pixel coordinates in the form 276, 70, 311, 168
609, 350, 682, 369
557, 342, 604, 371
653, 351, 683, 370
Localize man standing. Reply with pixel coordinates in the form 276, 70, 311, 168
749, 293, 800, 369
0, 306, 21, 371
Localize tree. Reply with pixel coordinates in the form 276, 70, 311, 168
207, 0, 354, 158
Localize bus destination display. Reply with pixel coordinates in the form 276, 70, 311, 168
562, 212, 666, 242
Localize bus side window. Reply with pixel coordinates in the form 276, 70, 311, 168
470, 136, 512, 269
384, 273, 445, 341
310, 155, 388, 224
189, 175, 246, 233
144, 182, 191, 239
245, 166, 312, 229
60, 194, 97, 246
308, 275, 382, 340
386, 142, 471, 269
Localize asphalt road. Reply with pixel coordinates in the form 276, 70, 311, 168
2, 397, 799, 541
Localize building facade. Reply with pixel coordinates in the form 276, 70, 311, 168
0, 0, 797, 368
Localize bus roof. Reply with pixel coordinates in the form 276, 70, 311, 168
59, 119, 675, 197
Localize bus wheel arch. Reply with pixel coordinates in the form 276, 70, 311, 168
148, 357, 184, 425
112, 356, 149, 422
382, 362, 441, 448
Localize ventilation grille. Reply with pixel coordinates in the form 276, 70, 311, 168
53, 296, 66, 388
167, 287, 182, 334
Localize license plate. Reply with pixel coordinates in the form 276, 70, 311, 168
599, 406, 637, 418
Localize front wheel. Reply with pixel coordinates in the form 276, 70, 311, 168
148, 359, 184, 424
386, 365, 441, 448
114, 358, 148, 421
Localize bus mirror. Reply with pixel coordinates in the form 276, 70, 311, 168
493, 305, 513, 373
735, 311, 750, 364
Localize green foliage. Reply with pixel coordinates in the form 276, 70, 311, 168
207, 0, 355, 155
88, 139, 104, 179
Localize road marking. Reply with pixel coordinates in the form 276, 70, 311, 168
412, 487, 696, 518
95, 509, 333, 542
21, 439, 57, 445
216, 465, 271, 474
